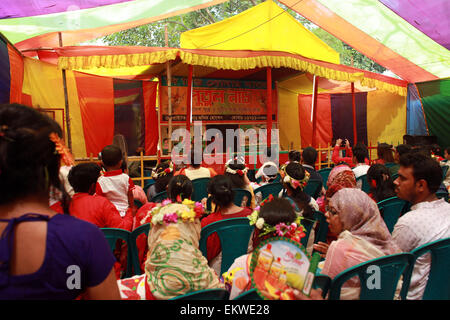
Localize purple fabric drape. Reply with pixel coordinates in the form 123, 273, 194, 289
0, 0, 133, 19
380, 0, 450, 49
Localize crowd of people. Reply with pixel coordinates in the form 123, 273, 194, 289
1, 103, 449, 300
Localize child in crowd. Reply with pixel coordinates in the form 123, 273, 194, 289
96, 145, 135, 217
224, 157, 256, 208
68, 162, 134, 230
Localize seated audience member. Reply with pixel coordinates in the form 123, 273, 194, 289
376, 143, 396, 166
0, 103, 119, 299
317, 188, 401, 299
391, 144, 412, 176
289, 150, 301, 163
96, 145, 135, 217
302, 146, 324, 191
68, 162, 134, 230
117, 175, 223, 300
316, 164, 357, 213
366, 164, 396, 203
225, 198, 307, 299
281, 162, 319, 254
351, 143, 370, 179
147, 160, 174, 200
392, 152, 450, 300
253, 161, 279, 200
175, 149, 217, 180
201, 175, 253, 274
224, 158, 256, 208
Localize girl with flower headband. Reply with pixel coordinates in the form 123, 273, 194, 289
117, 175, 223, 300
366, 164, 396, 203
146, 160, 174, 200
224, 197, 307, 299
281, 162, 319, 255
224, 158, 256, 208
0, 103, 120, 299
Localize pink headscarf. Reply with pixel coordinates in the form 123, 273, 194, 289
330, 188, 400, 255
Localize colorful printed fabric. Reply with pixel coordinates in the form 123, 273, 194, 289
144, 203, 223, 299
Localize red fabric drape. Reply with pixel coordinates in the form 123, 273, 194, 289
7, 44, 24, 104
298, 93, 332, 148
143, 81, 158, 155
74, 72, 114, 156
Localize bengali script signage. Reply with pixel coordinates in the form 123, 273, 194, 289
160, 76, 277, 123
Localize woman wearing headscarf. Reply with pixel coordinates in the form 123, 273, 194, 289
117, 175, 223, 299
314, 164, 358, 260
321, 188, 401, 299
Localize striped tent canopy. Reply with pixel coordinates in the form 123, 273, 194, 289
0, 0, 228, 53
279, 0, 450, 83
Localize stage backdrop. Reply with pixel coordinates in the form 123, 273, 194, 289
159, 76, 277, 123
297, 90, 406, 149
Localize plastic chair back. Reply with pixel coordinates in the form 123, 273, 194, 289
129, 223, 151, 276
233, 288, 262, 300
233, 188, 252, 207
441, 165, 448, 180
356, 174, 371, 193
318, 168, 332, 189
170, 288, 230, 300
191, 177, 211, 202
328, 253, 415, 300
101, 228, 133, 278
253, 182, 283, 201
150, 191, 168, 203
313, 210, 329, 244
199, 217, 254, 275
300, 216, 316, 248
409, 237, 450, 300
313, 275, 332, 298
303, 179, 322, 199
436, 190, 449, 202
377, 196, 408, 233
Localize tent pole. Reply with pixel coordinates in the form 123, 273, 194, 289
157, 76, 162, 163
266, 67, 272, 153
59, 32, 72, 151
351, 82, 357, 144
186, 64, 193, 136
311, 75, 318, 147
165, 24, 173, 156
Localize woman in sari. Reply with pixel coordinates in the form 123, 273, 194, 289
320, 188, 401, 299
117, 175, 223, 300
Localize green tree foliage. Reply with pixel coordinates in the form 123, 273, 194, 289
101, 0, 385, 73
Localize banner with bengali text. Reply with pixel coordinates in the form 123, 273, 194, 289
160, 76, 277, 123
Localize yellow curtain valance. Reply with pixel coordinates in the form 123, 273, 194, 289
57, 48, 406, 96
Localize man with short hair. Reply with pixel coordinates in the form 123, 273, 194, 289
351, 144, 370, 179
392, 152, 450, 300
301, 146, 323, 191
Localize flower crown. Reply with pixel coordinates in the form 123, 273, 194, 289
152, 161, 174, 179
248, 196, 306, 243
282, 166, 310, 190
141, 198, 204, 226
225, 165, 248, 176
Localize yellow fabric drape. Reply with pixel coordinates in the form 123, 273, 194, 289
278, 87, 301, 150
22, 57, 87, 157
366, 90, 407, 147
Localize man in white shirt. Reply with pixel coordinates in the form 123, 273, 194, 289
351, 144, 370, 179
392, 152, 450, 300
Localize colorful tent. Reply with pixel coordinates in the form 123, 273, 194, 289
279, 0, 450, 83
0, 0, 228, 52
180, 0, 340, 65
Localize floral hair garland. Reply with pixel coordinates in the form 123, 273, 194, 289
141, 198, 204, 226
49, 132, 75, 166
282, 166, 310, 191
248, 196, 306, 243
225, 164, 248, 177
151, 161, 174, 179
